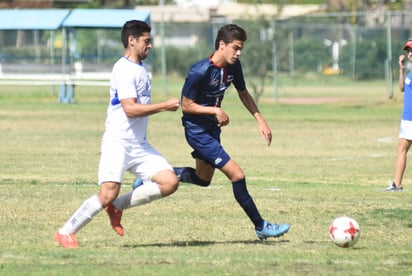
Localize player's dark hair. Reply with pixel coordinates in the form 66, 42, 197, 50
214, 24, 247, 50
121, 20, 151, 48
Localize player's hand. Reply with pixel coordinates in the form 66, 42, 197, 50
399, 55, 406, 68
165, 98, 180, 112
215, 108, 229, 127
259, 121, 272, 146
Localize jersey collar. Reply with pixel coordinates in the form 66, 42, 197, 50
209, 53, 226, 68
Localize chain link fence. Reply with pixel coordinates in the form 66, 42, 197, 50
1, 10, 412, 97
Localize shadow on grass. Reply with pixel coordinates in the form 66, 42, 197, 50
123, 239, 290, 248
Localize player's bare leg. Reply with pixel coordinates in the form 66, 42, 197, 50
55, 183, 120, 248
106, 169, 178, 236
194, 158, 215, 182
394, 138, 411, 188
151, 169, 179, 196
99, 181, 121, 206
100, 181, 123, 236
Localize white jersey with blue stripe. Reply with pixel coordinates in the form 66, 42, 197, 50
103, 57, 151, 142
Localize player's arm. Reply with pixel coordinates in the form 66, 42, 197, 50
399, 54, 406, 92
237, 88, 272, 146
181, 96, 229, 127
121, 97, 179, 118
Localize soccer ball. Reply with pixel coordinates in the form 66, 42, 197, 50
329, 216, 360, 248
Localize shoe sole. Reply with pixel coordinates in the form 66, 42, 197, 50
112, 226, 124, 236
383, 188, 403, 192
54, 232, 79, 248
256, 227, 290, 240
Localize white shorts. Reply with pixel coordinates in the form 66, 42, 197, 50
98, 139, 173, 185
399, 119, 412, 140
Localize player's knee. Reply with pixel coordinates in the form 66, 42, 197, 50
169, 178, 179, 193
99, 182, 121, 206
161, 175, 179, 196
152, 170, 179, 195
230, 172, 245, 183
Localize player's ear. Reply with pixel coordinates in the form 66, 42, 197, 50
219, 40, 225, 50
128, 35, 135, 47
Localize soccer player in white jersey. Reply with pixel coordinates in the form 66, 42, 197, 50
54, 20, 180, 248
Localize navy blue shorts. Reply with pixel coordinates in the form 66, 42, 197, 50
184, 122, 230, 169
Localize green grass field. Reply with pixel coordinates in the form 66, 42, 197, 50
1, 76, 411, 275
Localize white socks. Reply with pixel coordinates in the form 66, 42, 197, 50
60, 194, 102, 235
113, 181, 162, 210
59, 182, 162, 235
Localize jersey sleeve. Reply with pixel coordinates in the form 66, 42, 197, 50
233, 60, 246, 91
182, 58, 210, 100
112, 63, 140, 101
182, 67, 202, 100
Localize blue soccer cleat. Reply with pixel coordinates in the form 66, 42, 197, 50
255, 220, 290, 240
132, 178, 144, 190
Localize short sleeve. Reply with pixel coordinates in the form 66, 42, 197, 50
182, 65, 205, 100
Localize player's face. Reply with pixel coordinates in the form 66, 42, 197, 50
130, 32, 152, 61
407, 48, 412, 61
222, 40, 244, 65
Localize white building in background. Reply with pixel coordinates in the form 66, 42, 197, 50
174, 0, 236, 7
136, 3, 324, 47
141, 3, 323, 22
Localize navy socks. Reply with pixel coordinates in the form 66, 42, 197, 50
174, 168, 264, 230
173, 167, 210, 187
232, 178, 264, 231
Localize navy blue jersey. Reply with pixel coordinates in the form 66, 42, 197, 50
181, 55, 246, 128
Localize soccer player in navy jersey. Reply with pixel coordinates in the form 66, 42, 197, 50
173, 24, 290, 239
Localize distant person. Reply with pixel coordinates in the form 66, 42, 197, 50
386, 39, 412, 191
173, 24, 290, 239
54, 20, 180, 248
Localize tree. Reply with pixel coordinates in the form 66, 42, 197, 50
238, 19, 274, 103
234, 2, 286, 103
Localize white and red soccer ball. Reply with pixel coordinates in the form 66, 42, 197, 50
329, 216, 361, 248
